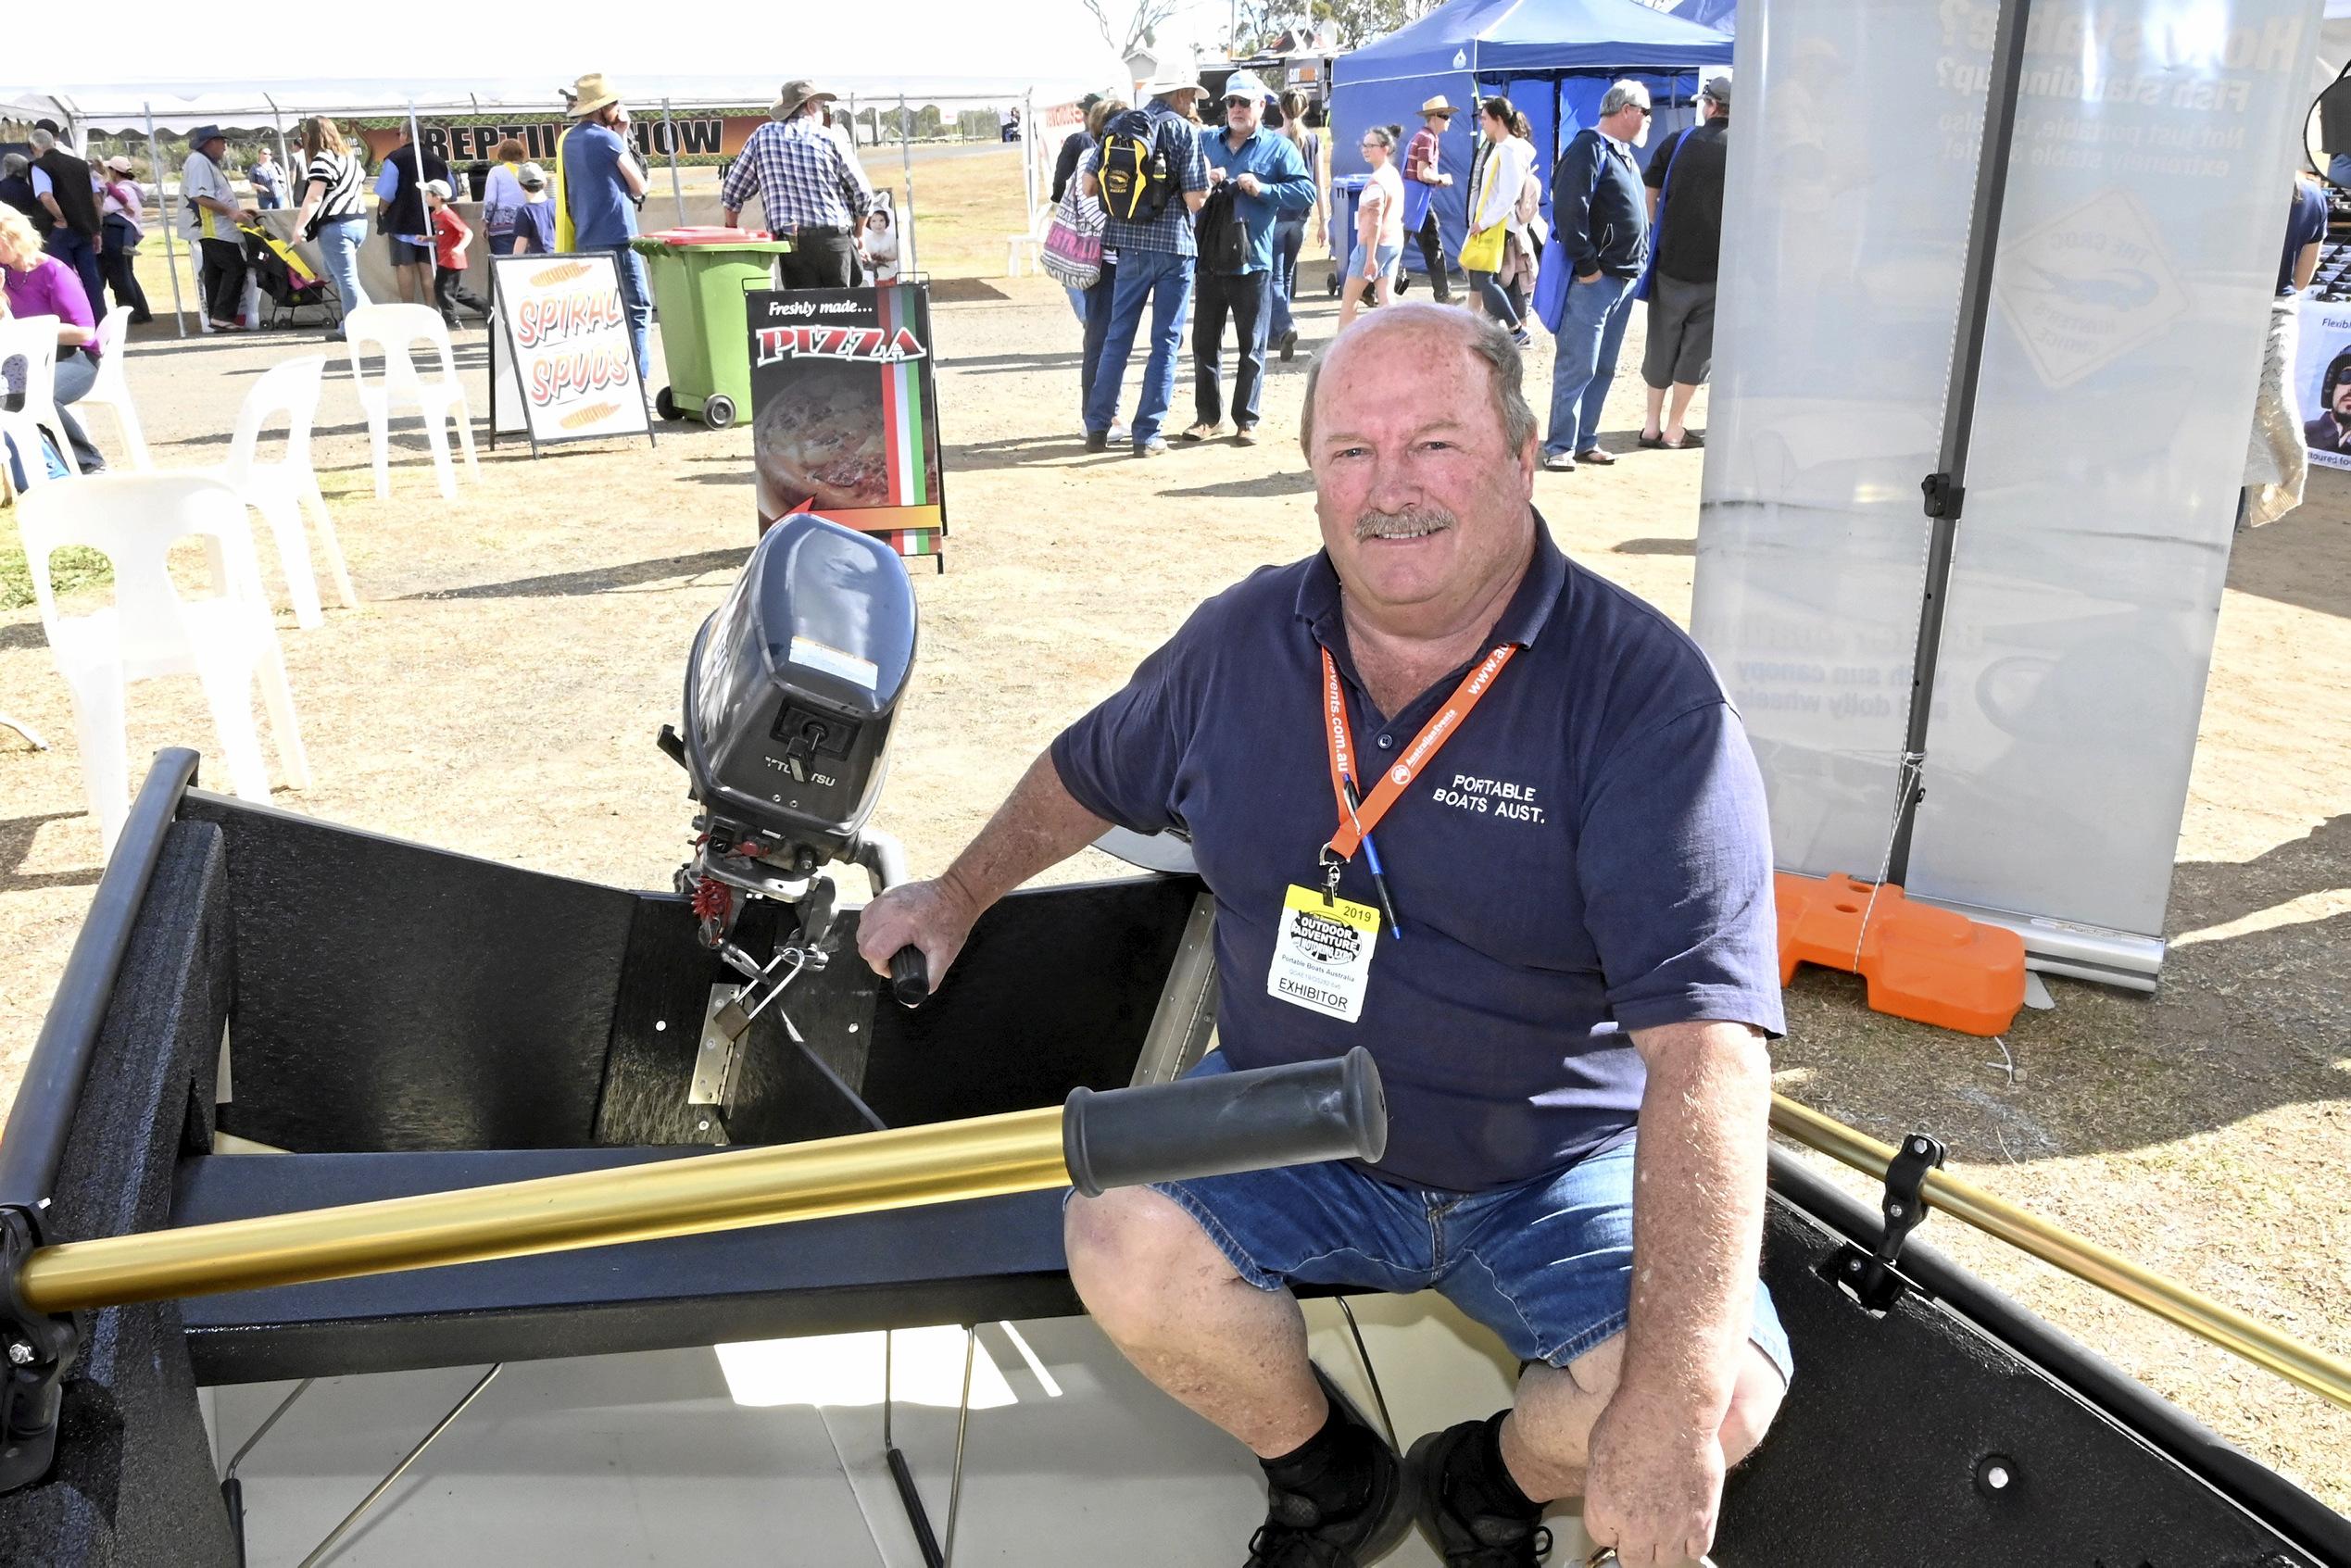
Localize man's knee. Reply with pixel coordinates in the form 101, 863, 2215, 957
1509, 1336, 1784, 1474
1717, 1345, 1786, 1464
1063, 1186, 1239, 1332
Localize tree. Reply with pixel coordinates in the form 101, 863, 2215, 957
1084, 0, 1188, 57
1308, 0, 1443, 48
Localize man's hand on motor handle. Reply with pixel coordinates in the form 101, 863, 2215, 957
857, 877, 981, 996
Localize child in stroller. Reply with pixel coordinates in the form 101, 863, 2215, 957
238, 223, 336, 328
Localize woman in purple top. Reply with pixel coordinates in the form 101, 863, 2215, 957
0, 201, 107, 472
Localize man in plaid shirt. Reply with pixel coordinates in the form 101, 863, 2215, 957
1082, 78, 1212, 456
723, 80, 874, 288
1402, 96, 1458, 303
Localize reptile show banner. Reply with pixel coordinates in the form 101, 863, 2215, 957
488, 253, 655, 455
748, 285, 947, 567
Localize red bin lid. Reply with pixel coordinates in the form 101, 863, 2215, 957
643, 226, 772, 245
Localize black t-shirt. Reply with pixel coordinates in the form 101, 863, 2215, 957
382, 144, 451, 239
1644, 119, 1728, 285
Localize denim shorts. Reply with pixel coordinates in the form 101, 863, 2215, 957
387, 235, 433, 266
1153, 1052, 1794, 1381
1349, 239, 1402, 282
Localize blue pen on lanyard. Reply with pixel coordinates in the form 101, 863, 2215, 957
1340, 775, 1403, 939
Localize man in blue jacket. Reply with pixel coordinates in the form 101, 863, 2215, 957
1186, 71, 1316, 445
1543, 81, 1653, 471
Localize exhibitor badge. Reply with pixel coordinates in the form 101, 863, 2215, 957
1268, 884, 1381, 1022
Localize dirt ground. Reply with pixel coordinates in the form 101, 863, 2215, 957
6, 152, 2349, 1514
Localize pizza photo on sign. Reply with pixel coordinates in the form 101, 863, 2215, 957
747, 288, 947, 549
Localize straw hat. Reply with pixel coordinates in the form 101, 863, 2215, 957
774, 80, 837, 119
566, 73, 622, 118
1418, 95, 1458, 117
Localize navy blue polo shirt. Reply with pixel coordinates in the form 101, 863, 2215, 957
1050, 513, 1782, 1193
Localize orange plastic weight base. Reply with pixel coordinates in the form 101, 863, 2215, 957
1774, 871, 2027, 1036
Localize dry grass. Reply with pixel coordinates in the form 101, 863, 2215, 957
3, 148, 2346, 1516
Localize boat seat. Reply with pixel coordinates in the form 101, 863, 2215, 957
172, 1148, 1084, 1386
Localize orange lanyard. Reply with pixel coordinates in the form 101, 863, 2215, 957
1320, 642, 1516, 863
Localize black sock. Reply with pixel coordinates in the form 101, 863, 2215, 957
1446, 1411, 1542, 1522
1261, 1390, 1380, 1521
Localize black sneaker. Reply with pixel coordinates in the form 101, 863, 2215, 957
1247, 1373, 1414, 1567
1085, 430, 1109, 453
1405, 1421, 1553, 1566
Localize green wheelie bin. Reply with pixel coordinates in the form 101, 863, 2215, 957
632, 228, 796, 429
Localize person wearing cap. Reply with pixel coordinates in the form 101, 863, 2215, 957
721, 81, 874, 291
1183, 71, 1314, 445
181, 125, 257, 331
423, 180, 489, 328
1080, 77, 1212, 456
373, 124, 451, 310
1541, 80, 1652, 472
1402, 95, 1458, 304
28, 125, 107, 325
1637, 71, 1730, 453
513, 163, 557, 255
95, 156, 153, 323
557, 71, 653, 379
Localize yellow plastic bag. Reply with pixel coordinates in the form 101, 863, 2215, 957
1460, 222, 1505, 274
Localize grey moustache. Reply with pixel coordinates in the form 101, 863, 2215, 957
1354, 506, 1457, 541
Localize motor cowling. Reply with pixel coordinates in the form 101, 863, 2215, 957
671, 514, 917, 931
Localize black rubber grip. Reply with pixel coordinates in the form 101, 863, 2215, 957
1062, 1047, 1387, 1198
888, 945, 929, 1009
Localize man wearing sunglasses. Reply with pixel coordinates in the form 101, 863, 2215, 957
1543, 80, 1653, 473
1186, 71, 1316, 445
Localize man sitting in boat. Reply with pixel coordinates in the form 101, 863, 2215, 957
860, 302, 1790, 1568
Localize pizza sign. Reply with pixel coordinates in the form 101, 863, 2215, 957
753, 325, 927, 367
747, 286, 948, 567
487, 253, 654, 450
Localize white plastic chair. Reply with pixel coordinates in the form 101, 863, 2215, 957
0, 314, 82, 476
1005, 201, 1055, 277
73, 312, 153, 470
344, 303, 479, 501
196, 355, 356, 630
18, 473, 310, 853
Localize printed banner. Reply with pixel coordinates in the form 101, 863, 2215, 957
488, 253, 652, 448
748, 285, 948, 559
360, 116, 761, 168
2296, 291, 2351, 471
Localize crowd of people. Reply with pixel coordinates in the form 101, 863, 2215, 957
1043, 68, 1731, 467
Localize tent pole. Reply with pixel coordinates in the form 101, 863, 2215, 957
265, 94, 290, 194
409, 100, 426, 308
899, 94, 917, 278
849, 94, 859, 148
145, 103, 186, 339
663, 98, 685, 226
1021, 89, 1035, 217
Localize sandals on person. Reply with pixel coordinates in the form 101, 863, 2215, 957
1575, 447, 1616, 466
1637, 431, 1705, 451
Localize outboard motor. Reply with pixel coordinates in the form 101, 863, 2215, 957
659, 514, 926, 1022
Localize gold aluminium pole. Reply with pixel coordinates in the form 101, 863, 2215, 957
1771, 1093, 2351, 1412
18, 1107, 1068, 1315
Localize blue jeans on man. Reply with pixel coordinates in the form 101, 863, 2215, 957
603, 245, 653, 382
1086, 248, 1194, 448
1078, 261, 1117, 429
1545, 272, 1638, 458
44, 227, 107, 324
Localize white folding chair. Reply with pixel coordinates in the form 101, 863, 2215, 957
0, 410, 59, 750
0, 314, 82, 476
344, 303, 479, 501
18, 473, 310, 853
73, 311, 153, 470
195, 355, 356, 630
1006, 201, 1056, 277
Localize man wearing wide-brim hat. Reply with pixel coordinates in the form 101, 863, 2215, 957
1077, 73, 1212, 454
179, 124, 256, 331
1402, 94, 1459, 303
556, 71, 654, 381
721, 77, 877, 291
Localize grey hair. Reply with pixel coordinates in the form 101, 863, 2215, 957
1300, 305, 1538, 459
1599, 80, 1651, 117
0, 154, 24, 179
28, 128, 55, 153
